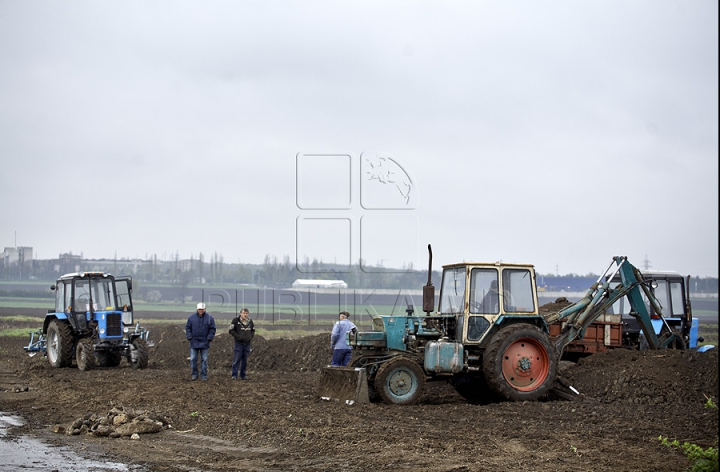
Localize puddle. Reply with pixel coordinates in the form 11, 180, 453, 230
1, 412, 142, 471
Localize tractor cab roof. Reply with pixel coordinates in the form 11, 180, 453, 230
57, 272, 113, 281
442, 261, 535, 270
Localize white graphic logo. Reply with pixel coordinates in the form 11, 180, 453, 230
296, 152, 419, 273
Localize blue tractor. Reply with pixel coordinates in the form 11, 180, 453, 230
320, 246, 695, 405
26, 272, 149, 370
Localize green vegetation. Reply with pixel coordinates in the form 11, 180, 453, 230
659, 397, 718, 472
0, 327, 38, 337
700, 324, 718, 346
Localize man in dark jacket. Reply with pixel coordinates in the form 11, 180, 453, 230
185, 303, 216, 380
229, 307, 254, 380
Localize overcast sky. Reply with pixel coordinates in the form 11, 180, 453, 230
1, 1, 717, 278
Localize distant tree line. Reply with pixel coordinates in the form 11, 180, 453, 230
0, 254, 717, 294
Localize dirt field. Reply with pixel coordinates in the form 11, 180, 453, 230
0, 308, 717, 472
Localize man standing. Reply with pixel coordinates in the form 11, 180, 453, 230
185, 302, 216, 381
229, 308, 255, 380
331, 311, 356, 367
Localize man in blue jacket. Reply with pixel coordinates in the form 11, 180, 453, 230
330, 311, 357, 367
185, 302, 216, 380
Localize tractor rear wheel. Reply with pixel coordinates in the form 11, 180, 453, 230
375, 357, 425, 405
129, 338, 149, 369
76, 338, 96, 371
483, 323, 557, 401
46, 320, 74, 368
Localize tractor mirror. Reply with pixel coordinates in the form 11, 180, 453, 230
422, 284, 435, 313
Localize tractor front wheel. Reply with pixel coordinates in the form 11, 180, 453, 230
46, 320, 74, 368
483, 323, 557, 401
375, 357, 425, 405
97, 351, 122, 367
129, 338, 149, 369
76, 338, 96, 371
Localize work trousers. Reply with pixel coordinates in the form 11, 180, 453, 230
232, 343, 252, 379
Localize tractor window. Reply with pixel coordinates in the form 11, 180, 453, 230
116, 280, 131, 309
467, 316, 490, 341
92, 279, 115, 310
439, 267, 466, 314
73, 279, 116, 312
74, 280, 91, 312
64, 282, 72, 312
502, 269, 535, 312
54, 283, 65, 313
115, 278, 133, 325
669, 281, 684, 317
469, 269, 499, 314
651, 280, 670, 317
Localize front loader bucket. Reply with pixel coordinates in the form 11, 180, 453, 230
317, 367, 370, 404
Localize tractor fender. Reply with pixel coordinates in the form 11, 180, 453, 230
489, 316, 549, 339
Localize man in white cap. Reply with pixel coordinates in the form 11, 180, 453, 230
185, 302, 216, 380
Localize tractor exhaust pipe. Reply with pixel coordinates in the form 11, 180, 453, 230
423, 244, 435, 314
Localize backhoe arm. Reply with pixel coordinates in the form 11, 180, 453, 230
548, 256, 682, 354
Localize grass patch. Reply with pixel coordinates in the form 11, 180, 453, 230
700, 324, 718, 346
0, 327, 40, 337
0, 315, 45, 322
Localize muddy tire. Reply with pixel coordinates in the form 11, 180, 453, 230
669, 330, 687, 350
46, 320, 74, 368
375, 357, 425, 405
76, 338, 96, 371
129, 338, 149, 369
97, 351, 122, 367
483, 323, 557, 401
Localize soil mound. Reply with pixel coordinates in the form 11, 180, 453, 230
146, 324, 332, 372
570, 347, 718, 404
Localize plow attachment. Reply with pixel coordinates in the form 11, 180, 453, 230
24, 329, 46, 355
317, 367, 370, 404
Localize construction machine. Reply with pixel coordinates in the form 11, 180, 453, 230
318, 246, 689, 405
24, 272, 149, 370
548, 270, 703, 355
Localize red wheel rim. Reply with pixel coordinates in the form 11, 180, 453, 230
501, 337, 550, 392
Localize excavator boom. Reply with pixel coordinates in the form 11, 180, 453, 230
550, 256, 683, 353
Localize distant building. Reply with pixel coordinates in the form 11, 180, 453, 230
292, 279, 348, 289
1, 246, 33, 267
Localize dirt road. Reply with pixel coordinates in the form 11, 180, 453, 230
0, 310, 717, 471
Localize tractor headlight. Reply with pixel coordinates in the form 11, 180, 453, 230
99, 328, 105, 335
124, 327, 129, 333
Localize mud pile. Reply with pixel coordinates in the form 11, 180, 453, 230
570, 347, 718, 404
147, 324, 332, 372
